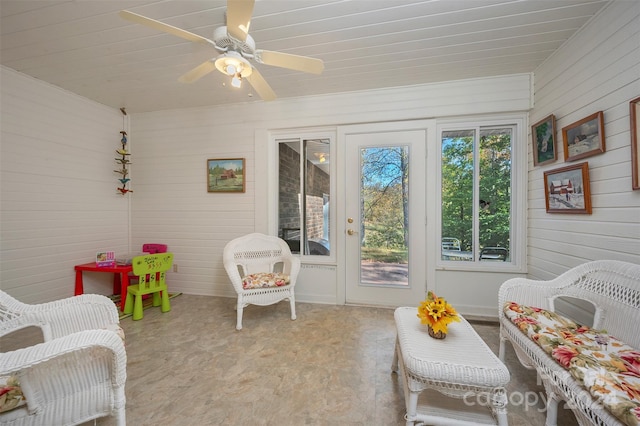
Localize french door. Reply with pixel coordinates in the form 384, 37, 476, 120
342, 125, 427, 307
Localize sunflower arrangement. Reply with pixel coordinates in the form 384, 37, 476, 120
417, 291, 460, 337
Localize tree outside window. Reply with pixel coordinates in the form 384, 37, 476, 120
441, 127, 512, 262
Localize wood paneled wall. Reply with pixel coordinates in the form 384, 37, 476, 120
527, 1, 640, 279
130, 74, 531, 300
1, 67, 129, 302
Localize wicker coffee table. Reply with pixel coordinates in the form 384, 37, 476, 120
392, 307, 510, 425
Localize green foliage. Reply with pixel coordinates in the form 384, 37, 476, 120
441, 135, 473, 250
534, 121, 555, 163
361, 246, 407, 263
441, 130, 511, 253
361, 147, 409, 252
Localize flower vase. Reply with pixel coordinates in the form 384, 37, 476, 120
427, 325, 446, 339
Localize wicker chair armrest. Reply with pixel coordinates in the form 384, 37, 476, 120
0, 329, 127, 416
12, 294, 119, 341
0, 329, 126, 378
0, 316, 47, 340
285, 256, 301, 286
498, 277, 565, 319
223, 261, 246, 294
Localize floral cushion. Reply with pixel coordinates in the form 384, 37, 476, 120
242, 272, 290, 290
0, 376, 26, 414
504, 302, 640, 426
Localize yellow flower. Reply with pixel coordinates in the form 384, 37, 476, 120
417, 291, 460, 335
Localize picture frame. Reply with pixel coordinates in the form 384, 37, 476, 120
531, 114, 557, 166
543, 162, 592, 214
207, 158, 245, 193
562, 111, 605, 162
631, 96, 640, 190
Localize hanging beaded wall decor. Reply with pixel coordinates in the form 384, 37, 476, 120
115, 107, 132, 194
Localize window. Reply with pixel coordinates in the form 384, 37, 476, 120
277, 135, 332, 257
439, 122, 522, 267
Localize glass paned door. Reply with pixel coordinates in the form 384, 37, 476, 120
344, 130, 426, 307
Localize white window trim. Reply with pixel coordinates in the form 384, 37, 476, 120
435, 114, 527, 273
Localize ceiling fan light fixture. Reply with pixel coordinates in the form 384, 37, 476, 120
231, 73, 242, 88
314, 152, 327, 163
214, 51, 253, 78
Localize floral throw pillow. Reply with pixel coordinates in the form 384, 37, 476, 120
242, 272, 290, 290
504, 302, 640, 426
0, 375, 26, 413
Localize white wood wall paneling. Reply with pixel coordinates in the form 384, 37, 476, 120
131, 73, 531, 300
532, 1, 638, 106
1, 67, 129, 302
527, 1, 640, 281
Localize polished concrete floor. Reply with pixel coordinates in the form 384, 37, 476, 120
83, 294, 579, 426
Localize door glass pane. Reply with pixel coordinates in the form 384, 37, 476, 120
278, 140, 302, 253
478, 128, 511, 262
304, 139, 330, 256
278, 138, 331, 256
360, 146, 409, 286
441, 130, 474, 261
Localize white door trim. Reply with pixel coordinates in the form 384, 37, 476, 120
336, 119, 435, 306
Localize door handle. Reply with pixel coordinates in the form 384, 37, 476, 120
347, 229, 356, 235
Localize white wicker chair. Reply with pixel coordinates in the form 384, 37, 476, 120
0, 290, 126, 426
223, 233, 301, 330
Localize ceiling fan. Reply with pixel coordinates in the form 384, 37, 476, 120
119, 0, 324, 101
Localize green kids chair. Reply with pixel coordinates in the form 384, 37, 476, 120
124, 253, 173, 320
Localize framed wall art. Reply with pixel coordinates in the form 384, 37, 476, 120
562, 111, 605, 162
532, 114, 557, 166
631, 96, 640, 190
207, 158, 245, 193
543, 162, 591, 214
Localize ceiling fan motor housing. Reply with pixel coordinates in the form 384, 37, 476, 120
213, 26, 255, 56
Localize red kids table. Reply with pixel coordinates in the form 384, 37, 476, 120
74, 262, 133, 311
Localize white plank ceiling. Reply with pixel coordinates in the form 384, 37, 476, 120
0, 0, 610, 113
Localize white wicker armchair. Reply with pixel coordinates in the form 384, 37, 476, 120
0, 290, 126, 426
223, 233, 301, 330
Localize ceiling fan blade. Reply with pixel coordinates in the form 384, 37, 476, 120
257, 50, 324, 75
226, 0, 254, 42
119, 10, 213, 45
178, 60, 217, 83
245, 69, 276, 101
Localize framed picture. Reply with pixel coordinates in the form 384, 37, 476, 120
631, 96, 640, 190
543, 162, 592, 214
207, 158, 245, 193
562, 111, 605, 162
532, 114, 557, 166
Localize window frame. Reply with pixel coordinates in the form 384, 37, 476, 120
270, 129, 337, 264
435, 115, 527, 272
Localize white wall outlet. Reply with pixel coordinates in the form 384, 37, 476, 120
173, 264, 178, 273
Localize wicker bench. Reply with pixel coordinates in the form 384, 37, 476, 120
498, 260, 640, 426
